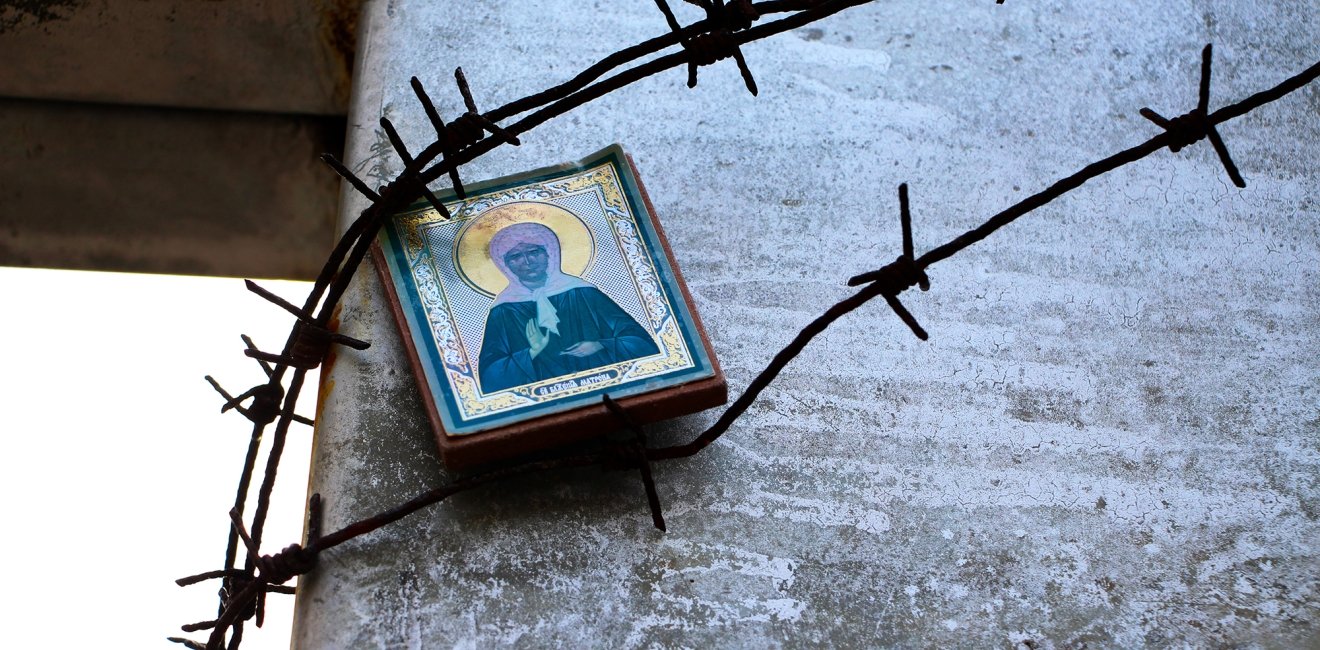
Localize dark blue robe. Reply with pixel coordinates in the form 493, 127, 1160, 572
477, 286, 660, 392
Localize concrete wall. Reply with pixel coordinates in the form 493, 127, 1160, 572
294, 1, 1319, 646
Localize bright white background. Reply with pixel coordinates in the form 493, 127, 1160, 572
0, 267, 316, 649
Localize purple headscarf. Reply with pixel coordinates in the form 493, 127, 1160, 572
488, 222, 591, 335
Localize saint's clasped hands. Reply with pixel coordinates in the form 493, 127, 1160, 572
525, 319, 603, 359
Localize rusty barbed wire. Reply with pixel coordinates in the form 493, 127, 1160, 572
172, 0, 1319, 646
177, 3, 880, 647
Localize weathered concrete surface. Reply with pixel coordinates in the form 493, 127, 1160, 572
0, 98, 341, 279
296, 1, 1320, 647
0, 0, 360, 115
0, 1, 361, 278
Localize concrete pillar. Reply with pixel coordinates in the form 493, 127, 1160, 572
296, 1, 1320, 646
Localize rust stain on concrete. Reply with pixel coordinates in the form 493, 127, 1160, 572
0, 0, 86, 34
316, 0, 362, 111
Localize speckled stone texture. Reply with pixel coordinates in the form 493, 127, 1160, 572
293, 1, 1319, 647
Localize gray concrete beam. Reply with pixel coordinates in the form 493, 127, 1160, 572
0, 0, 360, 116
0, 98, 341, 279
294, 1, 1319, 646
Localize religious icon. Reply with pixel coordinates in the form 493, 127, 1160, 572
374, 145, 726, 468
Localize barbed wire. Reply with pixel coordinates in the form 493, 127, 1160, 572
170, 1, 1319, 647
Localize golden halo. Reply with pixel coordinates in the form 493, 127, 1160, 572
453, 201, 595, 298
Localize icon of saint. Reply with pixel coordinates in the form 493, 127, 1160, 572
477, 222, 660, 392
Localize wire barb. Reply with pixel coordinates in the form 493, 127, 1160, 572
240, 335, 273, 377
408, 77, 461, 213
241, 281, 370, 369
454, 67, 522, 147
244, 321, 369, 371
846, 183, 931, 340
212, 379, 286, 426
1139, 44, 1246, 188
244, 280, 310, 323
307, 493, 323, 543
379, 116, 451, 218
195, 510, 319, 642
601, 395, 667, 531
177, 497, 326, 648
205, 375, 312, 427
319, 153, 381, 202
408, 68, 521, 204
656, 0, 759, 95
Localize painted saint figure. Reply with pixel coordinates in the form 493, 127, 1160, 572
477, 222, 659, 392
